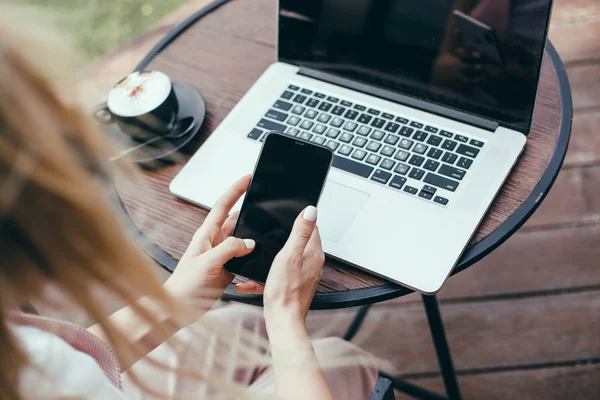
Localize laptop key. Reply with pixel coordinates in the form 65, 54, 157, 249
414, 143, 428, 154
341, 100, 352, 107
273, 100, 293, 111
326, 141, 339, 151
315, 92, 326, 98
339, 144, 353, 156
442, 152, 458, 164
399, 138, 413, 150
343, 121, 358, 132
384, 134, 399, 145
434, 196, 449, 205
381, 145, 395, 157
352, 149, 367, 161
410, 121, 424, 129
439, 165, 466, 180
291, 105, 305, 115
366, 154, 381, 165
282, 91, 294, 100
340, 132, 354, 143
300, 120, 314, 130
317, 113, 331, 123
371, 169, 392, 184
333, 155, 374, 178
357, 126, 371, 136
456, 144, 480, 158
424, 173, 459, 192
399, 126, 414, 137
368, 108, 381, 115
258, 119, 285, 132
425, 126, 439, 133
418, 190, 434, 200
424, 160, 440, 171
394, 163, 410, 175
248, 128, 262, 140
396, 117, 409, 124
394, 150, 410, 162
313, 124, 327, 134
384, 122, 400, 133
455, 134, 469, 143
439, 130, 453, 138
427, 148, 443, 159
312, 136, 326, 145
367, 141, 382, 152
409, 154, 425, 167
409, 168, 425, 180
326, 128, 340, 138
305, 110, 318, 119
427, 135, 442, 146
353, 104, 367, 111
306, 98, 319, 108
345, 110, 359, 120
380, 159, 395, 170
442, 139, 457, 151
286, 127, 299, 136
389, 175, 407, 190
332, 106, 345, 116
404, 186, 418, 195
371, 130, 385, 140
288, 85, 299, 90
327, 96, 339, 103
293, 94, 307, 103
301, 88, 312, 94
371, 118, 386, 128
299, 132, 313, 141
413, 131, 428, 141
358, 114, 372, 124
470, 139, 484, 147
287, 116, 300, 126
331, 117, 344, 127
457, 157, 473, 169
318, 102, 332, 112
266, 109, 288, 121
353, 137, 367, 148
382, 113, 394, 119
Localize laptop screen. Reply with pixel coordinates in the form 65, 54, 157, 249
278, 0, 552, 133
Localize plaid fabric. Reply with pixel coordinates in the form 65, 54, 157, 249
11, 312, 122, 390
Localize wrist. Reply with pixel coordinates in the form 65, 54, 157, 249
265, 307, 308, 342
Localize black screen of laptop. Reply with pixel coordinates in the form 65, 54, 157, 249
278, 0, 552, 133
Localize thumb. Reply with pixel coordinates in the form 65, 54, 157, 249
283, 206, 318, 255
203, 237, 255, 266
234, 280, 265, 294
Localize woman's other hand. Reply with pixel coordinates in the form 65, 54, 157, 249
163, 175, 255, 302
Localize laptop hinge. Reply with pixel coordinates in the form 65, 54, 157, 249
298, 67, 499, 132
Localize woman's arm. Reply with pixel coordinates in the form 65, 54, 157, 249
89, 176, 255, 370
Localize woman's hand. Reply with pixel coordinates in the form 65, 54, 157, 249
235, 206, 324, 326
163, 175, 255, 302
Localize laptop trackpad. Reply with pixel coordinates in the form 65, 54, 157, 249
318, 181, 370, 243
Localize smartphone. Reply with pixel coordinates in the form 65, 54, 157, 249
453, 10, 504, 65
224, 132, 333, 284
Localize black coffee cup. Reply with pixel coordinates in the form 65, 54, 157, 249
94, 70, 179, 140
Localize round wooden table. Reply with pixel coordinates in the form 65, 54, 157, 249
115, 0, 572, 310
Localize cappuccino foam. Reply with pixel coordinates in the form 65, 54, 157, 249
107, 71, 172, 117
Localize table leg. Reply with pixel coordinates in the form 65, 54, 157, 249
422, 294, 462, 400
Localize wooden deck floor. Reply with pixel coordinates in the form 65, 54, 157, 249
306, 1, 600, 398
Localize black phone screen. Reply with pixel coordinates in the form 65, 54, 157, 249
224, 133, 333, 283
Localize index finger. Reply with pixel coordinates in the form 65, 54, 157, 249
204, 175, 251, 227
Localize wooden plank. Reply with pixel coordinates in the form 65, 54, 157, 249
353, 291, 600, 375
396, 364, 600, 400
385, 222, 600, 303
549, 21, 600, 64
564, 112, 600, 167
568, 63, 600, 110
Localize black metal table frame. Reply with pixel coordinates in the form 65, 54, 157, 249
117, 26, 572, 400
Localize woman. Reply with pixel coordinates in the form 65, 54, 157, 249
0, 13, 379, 400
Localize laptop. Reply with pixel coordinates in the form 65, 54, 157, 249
170, 0, 553, 294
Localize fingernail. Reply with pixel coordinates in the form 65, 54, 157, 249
303, 206, 317, 222
243, 239, 255, 249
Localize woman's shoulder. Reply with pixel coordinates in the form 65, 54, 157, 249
12, 324, 127, 400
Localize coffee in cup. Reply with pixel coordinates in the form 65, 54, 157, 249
96, 71, 179, 139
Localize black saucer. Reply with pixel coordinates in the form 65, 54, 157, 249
98, 81, 206, 169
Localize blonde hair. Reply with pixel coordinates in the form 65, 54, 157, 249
0, 10, 275, 400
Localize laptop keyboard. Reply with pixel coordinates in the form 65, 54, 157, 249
247, 84, 485, 207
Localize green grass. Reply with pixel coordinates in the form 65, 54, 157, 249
12, 0, 190, 61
